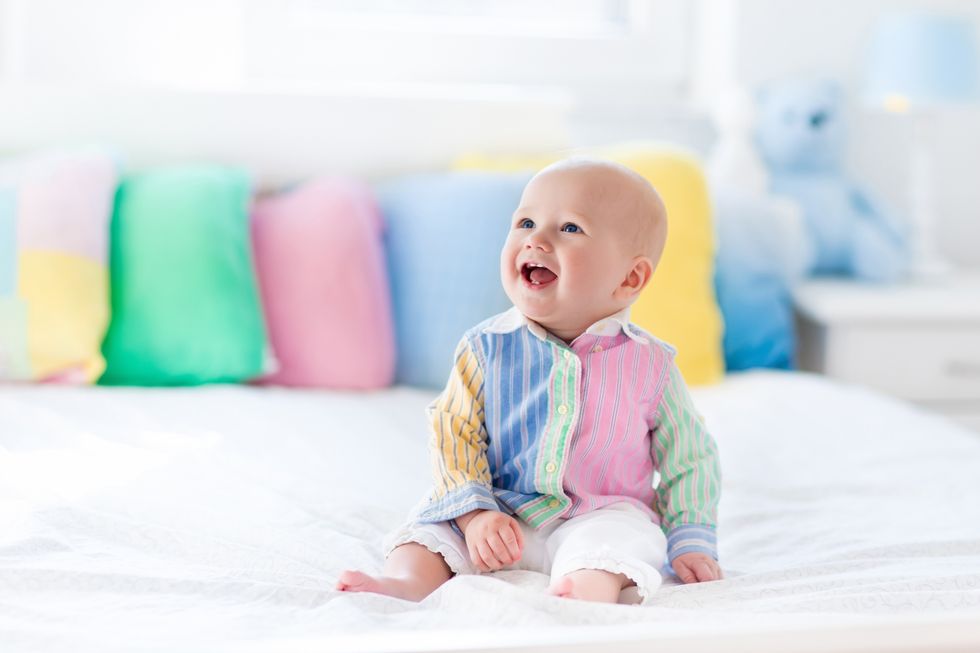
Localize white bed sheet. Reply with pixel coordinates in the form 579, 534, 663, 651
2, 371, 980, 652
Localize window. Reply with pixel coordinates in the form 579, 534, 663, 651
1, 0, 691, 102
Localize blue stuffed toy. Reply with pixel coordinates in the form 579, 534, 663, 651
756, 79, 907, 281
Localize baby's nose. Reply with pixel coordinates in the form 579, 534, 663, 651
525, 236, 552, 251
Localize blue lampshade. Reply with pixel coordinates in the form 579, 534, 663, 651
865, 11, 979, 111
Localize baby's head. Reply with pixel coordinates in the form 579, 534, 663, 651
500, 157, 667, 343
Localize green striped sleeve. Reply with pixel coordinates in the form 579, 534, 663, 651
652, 362, 721, 562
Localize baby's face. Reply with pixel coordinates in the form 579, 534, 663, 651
500, 164, 655, 341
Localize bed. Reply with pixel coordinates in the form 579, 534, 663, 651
3, 371, 980, 652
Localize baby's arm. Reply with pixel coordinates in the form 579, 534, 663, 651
413, 336, 524, 570
414, 337, 527, 572
415, 337, 498, 522
651, 362, 722, 583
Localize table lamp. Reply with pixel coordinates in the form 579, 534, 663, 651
864, 11, 979, 278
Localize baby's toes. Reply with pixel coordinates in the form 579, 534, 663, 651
335, 569, 379, 592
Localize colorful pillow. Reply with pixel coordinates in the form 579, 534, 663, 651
251, 177, 395, 389
0, 150, 118, 383
100, 166, 267, 386
378, 172, 529, 388
455, 144, 725, 385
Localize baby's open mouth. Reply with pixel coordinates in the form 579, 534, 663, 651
521, 262, 558, 287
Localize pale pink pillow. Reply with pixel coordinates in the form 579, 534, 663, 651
251, 177, 395, 389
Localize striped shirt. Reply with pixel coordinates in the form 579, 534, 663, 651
415, 306, 721, 562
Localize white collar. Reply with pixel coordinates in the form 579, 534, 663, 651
482, 306, 648, 345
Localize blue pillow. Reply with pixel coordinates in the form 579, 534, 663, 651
712, 189, 808, 371
379, 172, 530, 388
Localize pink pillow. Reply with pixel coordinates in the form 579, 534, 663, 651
251, 178, 394, 389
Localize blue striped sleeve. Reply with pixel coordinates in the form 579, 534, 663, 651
666, 524, 718, 563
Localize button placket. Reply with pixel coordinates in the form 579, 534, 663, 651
543, 343, 579, 519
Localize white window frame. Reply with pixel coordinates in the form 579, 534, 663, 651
0, 0, 691, 103
241, 0, 690, 93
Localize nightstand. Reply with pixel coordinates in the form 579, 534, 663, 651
793, 275, 980, 432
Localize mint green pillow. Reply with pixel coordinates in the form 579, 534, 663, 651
100, 166, 266, 386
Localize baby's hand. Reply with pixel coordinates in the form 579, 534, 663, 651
458, 509, 524, 572
671, 552, 723, 583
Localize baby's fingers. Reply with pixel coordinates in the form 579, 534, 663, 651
476, 540, 505, 571
673, 559, 697, 584
467, 541, 491, 572
693, 559, 722, 582
486, 533, 514, 567
509, 519, 525, 551
500, 525, 522, 561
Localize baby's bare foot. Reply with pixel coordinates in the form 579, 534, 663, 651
335, 570, 385, 593
335, 569, 431, 601
547, 575, 576, 599
547, 569, 628, 603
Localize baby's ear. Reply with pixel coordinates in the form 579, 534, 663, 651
618, 257, 654, 299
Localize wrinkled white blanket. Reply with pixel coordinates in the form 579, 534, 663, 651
2, 372, 979, 651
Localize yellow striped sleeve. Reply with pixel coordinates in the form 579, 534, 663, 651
417, 337, 498, 523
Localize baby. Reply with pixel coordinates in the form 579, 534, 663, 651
337, 158, 721, 604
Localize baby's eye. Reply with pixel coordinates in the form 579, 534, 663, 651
518, 218, 535, 229
561, 223, 582, 233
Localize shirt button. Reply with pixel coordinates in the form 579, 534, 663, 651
545, 461, 557, 473
557, 404, 568, 415
563, 350, 571, 360
548, 498, 560, 508
592, 345, 603, 353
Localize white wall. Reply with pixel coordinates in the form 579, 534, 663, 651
0, 83, 570, 187
724, 0, 980, 270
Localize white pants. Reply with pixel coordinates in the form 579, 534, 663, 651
383, 501, 668, 604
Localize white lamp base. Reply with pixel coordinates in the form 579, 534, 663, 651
907, 114, 952, 282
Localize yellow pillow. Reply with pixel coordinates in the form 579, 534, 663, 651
0, 151, 117, 383
454, 143, 724, 385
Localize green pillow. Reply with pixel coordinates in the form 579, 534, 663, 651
100, 166, 266, 385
